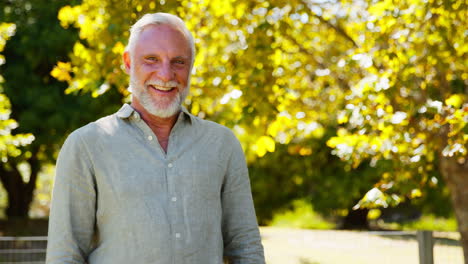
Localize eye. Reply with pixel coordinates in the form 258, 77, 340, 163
145, 56, 158, 62
173, 59, 186, 65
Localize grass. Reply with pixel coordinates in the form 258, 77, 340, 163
268, 200, 335, 230
376, 215, 458, 232
401, 215, 458, 231
268, 199, 458, 233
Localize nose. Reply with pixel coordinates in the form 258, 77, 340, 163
156, 61, 173, 82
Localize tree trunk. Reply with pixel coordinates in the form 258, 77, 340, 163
440, 156, 468, 264
0, 156, 40, 218
341, 207, 369, 230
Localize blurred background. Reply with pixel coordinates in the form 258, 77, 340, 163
0, 0, 466, 263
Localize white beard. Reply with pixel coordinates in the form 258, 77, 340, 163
129, 74, 188, 118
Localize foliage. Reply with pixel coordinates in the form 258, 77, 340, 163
52, 0, 385, 226
37, 1, 468, 258
28, 164, 55, 218
51, 0, 360, 160
268, 199, 335, 230
0, 23, 34, 162
399, 215, 458, 232
325, 0, 467, 207
52, 0, 463, 224
0, 0, 122, 217
378, 215, 458, 232
320, 0, 467, 257
250, 132, 383, 224
1, 0, 121, 159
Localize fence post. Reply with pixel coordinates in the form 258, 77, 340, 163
417, 230, 434, 264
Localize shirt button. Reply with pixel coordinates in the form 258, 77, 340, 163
175, 233, 181, 238
171, 197, 177, 202
133, 112, 140, 120
147, 135, 153, 141
168, 163, 173, 168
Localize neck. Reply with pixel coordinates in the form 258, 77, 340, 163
131, 100, 179, 152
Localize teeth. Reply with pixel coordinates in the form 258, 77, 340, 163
150, 85, 174, 91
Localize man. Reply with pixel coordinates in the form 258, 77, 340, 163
46, 13, 265, 264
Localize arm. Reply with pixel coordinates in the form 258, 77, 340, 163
222, 132, 265, 264
46, 131, 97, 263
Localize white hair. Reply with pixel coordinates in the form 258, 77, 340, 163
126, 13, 196, 69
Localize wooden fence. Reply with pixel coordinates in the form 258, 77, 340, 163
0, 230, 460, 263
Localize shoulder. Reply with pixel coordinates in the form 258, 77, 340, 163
62, 113, 121, 148
75, 113, 121, 137
191, 115, 238, 142
188, 114, 244, 158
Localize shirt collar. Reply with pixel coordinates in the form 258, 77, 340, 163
116, 103, 193, 125
116, 104, 134, 119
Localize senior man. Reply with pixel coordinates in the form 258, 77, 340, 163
46, 13, 265, 264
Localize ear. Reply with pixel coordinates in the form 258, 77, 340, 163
123, 51, 131, 74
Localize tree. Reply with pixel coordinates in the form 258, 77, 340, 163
0, 22, 35, 216
53, 0, 467, 258
51, 0, 375, 225
250, 130, 383, 228
0, 0, 122, 218
51, 0, 358, 153
326, 0, 468, 260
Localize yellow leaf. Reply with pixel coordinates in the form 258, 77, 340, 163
382, 172, 391, 179
191, 102, 200, 115
311, 126, 325, 138
367, 209, 381, 220
326, 137, 339, 148
58, 6, 74, 28
368, 1, 388, 17
410, 189, 422, 198
299, 147, 312, 156
58, 5, 81, 28
375, 94, 387, 104
50, 62, 72, 81
337, 112, 348, 124
267, 121, 280, 137
445, 94, 465, 108
255, 136, 275, 157
273, 49, 282, 66
337, 128, 348, 137
397, 143, 408, 153
378, 122, 385, 131
385, 105, 393, 113
112, 41, 125, 54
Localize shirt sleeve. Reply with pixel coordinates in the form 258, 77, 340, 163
221, 131, 265, 264
46, 130, 97, 263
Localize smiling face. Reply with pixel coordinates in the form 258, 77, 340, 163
124, 24, 192, 118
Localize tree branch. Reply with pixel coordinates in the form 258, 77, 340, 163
0, 165, 9, 192
301, 0, 359, 48
281, 33, 351, 90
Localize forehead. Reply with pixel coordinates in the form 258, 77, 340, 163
135, 24, 191, 57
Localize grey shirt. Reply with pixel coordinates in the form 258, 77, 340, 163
46, 104, 265, 264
